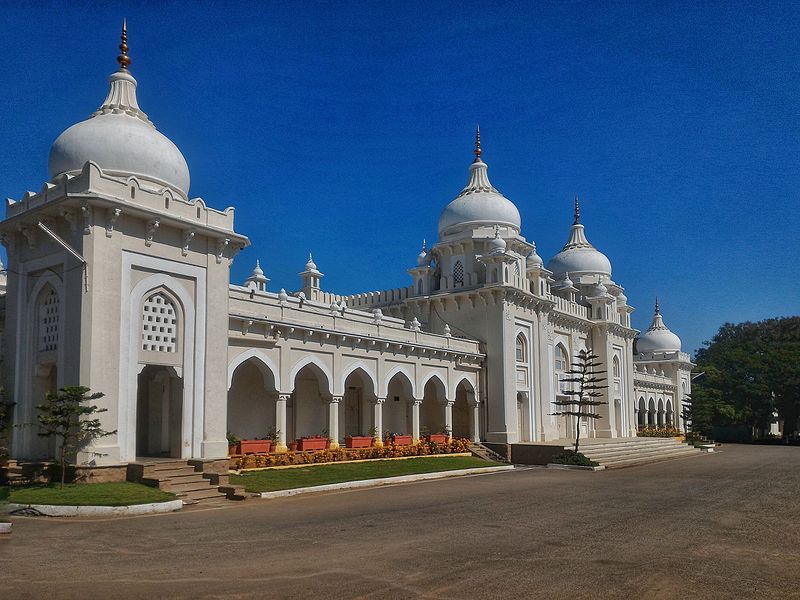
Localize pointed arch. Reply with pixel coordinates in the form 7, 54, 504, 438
382, 365, 416, 398
339, 361, 377, 396
420, 371, 448, 401
289, 355, 332, 393
227, 349, 281, 391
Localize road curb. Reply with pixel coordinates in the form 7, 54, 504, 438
546, 464, 605, 471
7, 499, 183, 517
256, 465, 515, 499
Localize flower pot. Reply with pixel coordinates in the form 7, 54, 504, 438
390, 434, 413, 446
345, 435, 374, 449
228, 443, 241, 455
297, 437, 328, 451
426, 434, 447, 444
239, 439, 272, 454
288, 441, 298, 452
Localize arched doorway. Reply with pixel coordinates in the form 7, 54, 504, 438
638, 397, 646, 429
136, 365, 183, 458
385, 372, 414, 436
292, 362, 331, 439
228, 358, 278, 441
453, 379, 475, 439
648, 398, 656, 427
657, 399, 665, 426
343, 368, 376, 439
421, 376, 446, 435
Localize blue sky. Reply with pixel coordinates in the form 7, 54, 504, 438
1, 1, 798, 356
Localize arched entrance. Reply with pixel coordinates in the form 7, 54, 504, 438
136, 365, 183, 458
228, 358, 278, 441
421, 376, 446, 435
343, 368, 376, 439
637, 397, 646, 429
453, 380, 475, 439
385, 372, 414, 436
292, 363, 331, 439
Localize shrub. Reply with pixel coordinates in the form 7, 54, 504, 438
549, 450, 599, 467
638, 426, 682, 438
232, 437, 475, 470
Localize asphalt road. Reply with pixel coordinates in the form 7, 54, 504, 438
2, 444, 799, 599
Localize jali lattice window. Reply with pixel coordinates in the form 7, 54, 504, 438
142, 292, 178, 353
453, 260, 464, 286
38, 288, 59, 352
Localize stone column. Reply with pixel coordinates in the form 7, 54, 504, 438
327, 396, 342, 449
445, 400, 454, 440
373, 398, 385, 447
275, 393, 290, 453
412, 400, 422, 443
470, 402, 481, 443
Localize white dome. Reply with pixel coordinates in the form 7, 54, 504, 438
48, 70, 190, 196
438, 139, 521, 237
636, 302, 682, 353
547, 202, 612, 277
488, 230, 507, 253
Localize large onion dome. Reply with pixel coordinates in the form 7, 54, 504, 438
438, 128, 521, 237
547, 197, 612, 278
635, 299, 682, 353
48, 23, 190, 196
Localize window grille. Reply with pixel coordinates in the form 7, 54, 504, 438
142, 292, 178, 353
38, 288, 59, 352
453, 260, 464, 286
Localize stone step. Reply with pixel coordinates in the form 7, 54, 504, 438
577, 442, 688, 460
178, 488, 227, 502
573, 439, 682, 451
599, 449, 702, 469
218, 485, 247, 501
589, 445, 698, 463
160, 479, 216, 494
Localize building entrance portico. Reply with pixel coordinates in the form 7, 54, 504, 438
136, 365, 184, 458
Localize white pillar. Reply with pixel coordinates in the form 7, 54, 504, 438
445, 400, 454, 440
327, 396, 341, 449
470, 402, 481, 443
373, 398, 385, 447
412, 400, 421, 443
275, 393, 290, 452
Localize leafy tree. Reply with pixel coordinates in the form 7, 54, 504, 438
36, 386, 115, 489
551, 349, 608, 453
679, 393, 692, 436
692, 317, 800, 439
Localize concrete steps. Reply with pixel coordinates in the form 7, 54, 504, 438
127, 459, 246, 504
471, 443, 510, 464
570, 438, 701, 469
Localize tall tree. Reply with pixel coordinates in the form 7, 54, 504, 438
551, 349, 608, 453
36, 387, 115, 489
692, 317, 800, 439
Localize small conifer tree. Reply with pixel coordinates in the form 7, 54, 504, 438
680, 394, 693, 437
551, 349, 608, 454
36, 386, 115, 489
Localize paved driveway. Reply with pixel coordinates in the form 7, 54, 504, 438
3, 444, 799, 599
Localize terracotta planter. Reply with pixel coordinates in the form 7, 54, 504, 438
228, 443, 241, 455
239, 439, 272, 454
345, 435, 374, 448
288, 441, 298, 452
390, 434, 413, 446
297, 437, 328, 451
426, 434, 447, 444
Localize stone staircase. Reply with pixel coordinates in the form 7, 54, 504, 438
570, 438, 702, 469
127, 459, 246, 505
471, 442, 510, 464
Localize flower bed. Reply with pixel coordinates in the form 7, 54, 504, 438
231, 437, 474, 470
637, 426, 682, 438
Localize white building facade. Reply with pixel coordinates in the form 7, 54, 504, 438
1, 31, 691, 468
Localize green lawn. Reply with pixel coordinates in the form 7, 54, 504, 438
9, 482, 176, 506
231, 456, 499, 493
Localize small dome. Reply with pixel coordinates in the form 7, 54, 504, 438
527, 245, 543, 270
547, 198, 611, 277
595, 281, 608, 296
305, 253, 319, 272
488, 229, 507, 254
49, 69, 190, 196
416, 241, 430, 267
636, 300, 682, 353
438, 130, 521, 237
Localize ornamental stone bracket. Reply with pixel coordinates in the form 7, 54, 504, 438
145, 218, 159, 247
105, 207, 122, 237
80, 202, 92, 234
17, 225, 35, 249
182, 229, 195, 256
216, 237, 230, 264
62, 209, 78, 234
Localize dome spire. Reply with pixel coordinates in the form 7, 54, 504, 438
117, 19, 131, 71
655, 296, 660, 314
573, 195, 580, 224
474, 125, 482, 163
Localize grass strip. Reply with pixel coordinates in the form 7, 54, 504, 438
231, 455, 498, 492
9, 482, 176, 507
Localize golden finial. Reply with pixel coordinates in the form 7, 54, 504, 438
117, 19, 131, 71
573, 195, 580, 224
655, 296, 660, 314
473, 125, 482, 162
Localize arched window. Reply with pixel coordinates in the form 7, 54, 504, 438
515, 334, 527, 363
453, 260, 464, 286
514, 261, 520, 277
141, 291, 178, 353
612, 356, 621, 378
555, 345, 568, 393
37, 287, 59, 352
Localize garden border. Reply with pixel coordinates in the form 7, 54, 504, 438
7, 499, 183, 517
235, 452, 474, 473
546, 464, 606, 471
